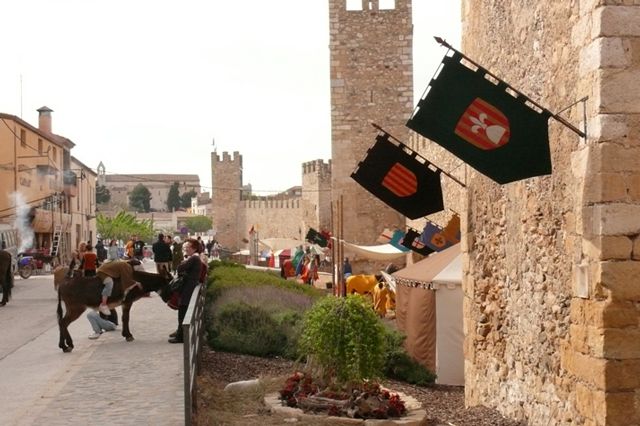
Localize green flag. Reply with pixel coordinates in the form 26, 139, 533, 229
407, 52, 552, 184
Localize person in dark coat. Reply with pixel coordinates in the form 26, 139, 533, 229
152, 233, 172, 274
168, 238, 202, 344
95, 239, 107, 263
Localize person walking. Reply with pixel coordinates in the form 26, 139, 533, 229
152, 233, 172, 274
95, 239, 107, 264
107, 239, 119, 262
168, 238, 202, 344
171, 236, 183, 271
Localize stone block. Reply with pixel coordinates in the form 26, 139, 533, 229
580, 38, 629, 75
584, 204, 640, 237
603, 391, 640, 425
575, 382, 603, 422
574, 300, 638, 329
562, 348, 606, 388
628, 174, 640, 202
587, 114, 628, 143
605, 359, 640, 390
600, 68, 640, 114
597, 261, 640, 301
634, 237, 640, 260
570, 324, 590, 354
592, 143, 640, 173
582, 173, 627, 203
596, 6, 640, 37
600, 301, 637, 328
601, 327, 640, 359
583, 235, 632, 260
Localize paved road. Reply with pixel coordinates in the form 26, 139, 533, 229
0, 261, 185, 425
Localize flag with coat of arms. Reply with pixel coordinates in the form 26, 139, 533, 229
407, 51, 553, 184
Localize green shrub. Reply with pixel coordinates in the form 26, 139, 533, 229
384, 351, 436, 386
298, 295, 387, 384
210, 302, 287, 357
382, 327, 436, 386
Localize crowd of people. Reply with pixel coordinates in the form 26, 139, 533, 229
279, 245, 321, 286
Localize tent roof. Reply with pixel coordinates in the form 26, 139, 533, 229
392, 244, 461, 289
334, 237, 407, 261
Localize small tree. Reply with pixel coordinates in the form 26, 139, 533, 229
184, 215, 212, 234
166, 182, 181, 211
298, 295, 387, 384
129, 184, 151, 212
180, 189, 198, 208
96, 211, 154, 241
96, 184, 111, 204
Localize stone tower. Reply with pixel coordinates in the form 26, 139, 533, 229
329, 0, 413, 245
211, 151, 243, 251
301, 159, 332, 232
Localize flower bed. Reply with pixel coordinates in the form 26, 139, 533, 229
279, 372, 407, 420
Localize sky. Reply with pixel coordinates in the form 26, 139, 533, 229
0, 1, 460, 196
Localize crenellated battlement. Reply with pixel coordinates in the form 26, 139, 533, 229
211, 151, 242, 165
302, 159, 332, 176
241, 199, 301, 210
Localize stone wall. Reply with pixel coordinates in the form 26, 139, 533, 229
458, 1, 640, 425
243, 199, 304, 241
329, 0, 412, 246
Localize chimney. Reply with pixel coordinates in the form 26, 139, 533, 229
37, 106, 53, 133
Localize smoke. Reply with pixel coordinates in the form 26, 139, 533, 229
12, 192, 34, 253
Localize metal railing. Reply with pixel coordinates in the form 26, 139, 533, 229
182, 283, 206, 426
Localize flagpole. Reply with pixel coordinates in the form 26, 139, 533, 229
434, 37, 586, 139
370, 123, 466, 188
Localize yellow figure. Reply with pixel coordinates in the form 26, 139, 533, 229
346, 274, 378, 295
373, 282, 390, 317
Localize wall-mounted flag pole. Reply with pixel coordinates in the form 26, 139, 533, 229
433, 37, 587, 139
407, 37, 588, 184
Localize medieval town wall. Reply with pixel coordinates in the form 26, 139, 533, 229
211, 152, 332, 250
242, 199, 304, 241
329, 0, 413, 246
451, 1, 640, 424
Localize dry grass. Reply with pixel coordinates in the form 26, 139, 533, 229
195, 375, 336, 426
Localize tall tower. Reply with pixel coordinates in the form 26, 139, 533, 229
211, 151, 243, 251
329, 0, 413, 245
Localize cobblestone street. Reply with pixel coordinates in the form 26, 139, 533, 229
0, 269, 184, 425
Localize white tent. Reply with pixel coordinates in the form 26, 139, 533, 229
392, 244, 463, 386
332, 237, 408, 261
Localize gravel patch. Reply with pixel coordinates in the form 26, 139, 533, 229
195, 348, 526, 426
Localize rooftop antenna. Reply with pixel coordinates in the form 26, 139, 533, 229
212, 137, 216, 152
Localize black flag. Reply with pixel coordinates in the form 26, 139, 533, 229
351, 133, 444, 219
407, 51, 552, 184
305, 228, 328, 247
401, 228, 435, 256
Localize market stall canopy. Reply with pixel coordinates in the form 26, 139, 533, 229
392, 243, 460, 288
333, 238, 407, 261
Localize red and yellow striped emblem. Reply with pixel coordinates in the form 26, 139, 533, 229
455, 98, 510, 150
382, 163, 417, 197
